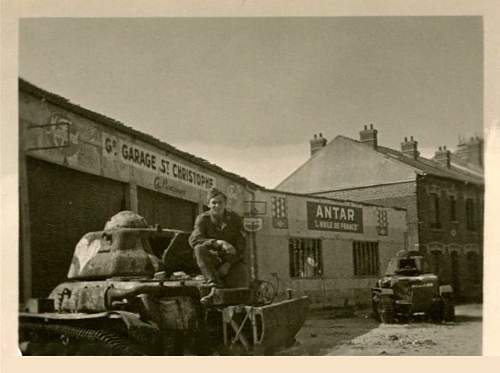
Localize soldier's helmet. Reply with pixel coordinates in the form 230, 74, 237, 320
104, 210, 149, 230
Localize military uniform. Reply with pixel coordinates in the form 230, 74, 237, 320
189, 209, 246, 287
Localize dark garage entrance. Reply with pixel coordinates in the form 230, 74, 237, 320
25, 157, 126, 298
137, 187, 197, 232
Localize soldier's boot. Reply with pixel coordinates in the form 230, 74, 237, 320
200, 287, 218, 306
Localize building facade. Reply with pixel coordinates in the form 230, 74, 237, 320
19, 79, 259, 301
247, 189, 407, 308
277, 125, 484, 301
18, 80, 408, 309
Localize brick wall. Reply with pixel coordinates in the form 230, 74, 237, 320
417, 175, 483, 301
417, 175, 483, 247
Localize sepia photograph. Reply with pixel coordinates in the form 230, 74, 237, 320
2, 0, 500, 365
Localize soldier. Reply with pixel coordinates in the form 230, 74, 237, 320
189, 187, 246, 300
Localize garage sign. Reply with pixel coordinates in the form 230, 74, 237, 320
103, 133, 215, 191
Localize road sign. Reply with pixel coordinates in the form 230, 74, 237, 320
243, 217, 263, 232
244, 201, 267, 216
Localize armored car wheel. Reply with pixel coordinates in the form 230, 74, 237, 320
371, 298, 379, 320
429, 298, 443, 322
378, 295, 395, 324
442, 297, 455, 322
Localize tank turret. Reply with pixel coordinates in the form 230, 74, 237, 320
67, 211, 161, 279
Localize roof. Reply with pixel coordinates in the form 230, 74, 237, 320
447, 153, 484, 177
342, 136, 484, 186
260, 187, 407, 211
19, 78, 262, 190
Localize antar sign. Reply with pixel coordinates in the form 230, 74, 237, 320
307, 201, 363, 233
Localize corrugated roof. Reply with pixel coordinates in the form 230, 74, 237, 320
19, 78, 262, 189
339, 136, 483, 185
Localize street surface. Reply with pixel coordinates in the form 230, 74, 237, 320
280, 303, 482, 356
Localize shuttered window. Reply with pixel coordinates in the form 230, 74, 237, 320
289, 238, 323, 278
353, 241, 379, 276
466, 198, 476, 231
429, 193, 441, 229
430, 250, 442, 276
450, 196, 457, 221
467, 252, 481, 284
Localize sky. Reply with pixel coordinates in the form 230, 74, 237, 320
19, 17, 483, 188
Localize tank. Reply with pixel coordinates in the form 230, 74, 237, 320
371, 250, 455, 323
19, 211, 309, 355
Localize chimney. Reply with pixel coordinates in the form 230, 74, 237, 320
359, 124, 378, 148
456, 136, 483, 168
434, 145, 451, 168
401, 136, 420, 159
310, 133, 327, 156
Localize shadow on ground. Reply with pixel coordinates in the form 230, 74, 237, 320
454, 314, 483, 322
278, 303, 482, 356
278, 308, 379, 356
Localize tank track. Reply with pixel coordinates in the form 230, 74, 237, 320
20, 321, 146, 355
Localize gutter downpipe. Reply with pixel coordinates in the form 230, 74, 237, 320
416, 172, 424, 254
245, 184, 259, 282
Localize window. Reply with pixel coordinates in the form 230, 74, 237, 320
430, 250, 442, 276
467, 252, 481, 284
449, 196, 457, 221
289, 238, 322, 278
466, 198, 475, 231
353, 241, 379, 276
429, 193, 441, 229
478, 198, 484, 229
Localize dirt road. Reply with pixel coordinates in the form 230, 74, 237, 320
280, 303, 482, 356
